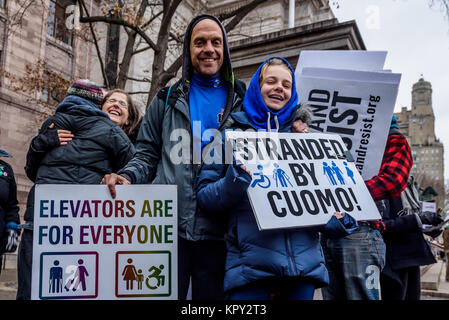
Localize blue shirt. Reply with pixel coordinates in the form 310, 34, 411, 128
189, 73, 228, 159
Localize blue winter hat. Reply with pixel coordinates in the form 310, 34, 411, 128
243, 57, 299, 130
390, 115, 398, 129
0, 149, 12, 157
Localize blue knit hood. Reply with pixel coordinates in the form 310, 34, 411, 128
243, 57, 299, 131
390, 115, 398, 129
55, 95, 109, 118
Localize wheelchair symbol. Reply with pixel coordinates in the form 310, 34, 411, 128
145, 265, 165, 290
250, 165, 271, 189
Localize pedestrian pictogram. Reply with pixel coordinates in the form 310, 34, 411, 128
273, 163, 293, 187
39, 252, 98, 299
323, 161, 356, 186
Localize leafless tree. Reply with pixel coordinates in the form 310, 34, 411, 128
5, 0, 267, 109
77, 0, 268, 106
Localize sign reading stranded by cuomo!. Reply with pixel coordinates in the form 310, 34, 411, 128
31, 185, 177, 300
226, 131, 381, 231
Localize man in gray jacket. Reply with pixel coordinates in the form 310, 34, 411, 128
103, 14, 311, 300
102, 14, 246, 300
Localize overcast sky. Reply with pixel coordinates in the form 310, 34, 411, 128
330, 0, 449, 183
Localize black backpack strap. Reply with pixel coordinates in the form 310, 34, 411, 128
234, 78, 247, 99
157, 86, 171, 106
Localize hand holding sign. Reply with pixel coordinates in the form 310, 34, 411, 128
239, 164, 252, 177
333, 212, 345, 219
101, 173, 131, 199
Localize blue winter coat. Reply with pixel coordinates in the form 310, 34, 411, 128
196, 110, 357, 292
197, 57, 357, 292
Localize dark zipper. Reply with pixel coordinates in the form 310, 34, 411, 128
284, 232, 297, 275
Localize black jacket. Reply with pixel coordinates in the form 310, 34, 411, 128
0, 158, 20, 239
382, 197, 436, 274
23, 96, 135, 221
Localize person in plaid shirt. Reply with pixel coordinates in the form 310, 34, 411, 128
320, 117, 401, 300
375, 118, 442, 300
365, 131, 412, 202
322, 116, 443, 300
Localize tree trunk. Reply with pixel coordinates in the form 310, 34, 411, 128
116, 31, 137, 89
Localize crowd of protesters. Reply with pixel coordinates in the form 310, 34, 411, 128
0, 13, 446, 301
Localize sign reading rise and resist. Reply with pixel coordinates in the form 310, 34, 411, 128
31, 185, 177, 300
294, 52, 401, 181
226, 131, 381, 230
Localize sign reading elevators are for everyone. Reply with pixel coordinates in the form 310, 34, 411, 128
226, 131, 381, 231
31, 184, 178, 300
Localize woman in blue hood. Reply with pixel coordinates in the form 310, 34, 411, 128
196, 57, 357, 300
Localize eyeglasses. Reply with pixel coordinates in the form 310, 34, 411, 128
105, 98, 128, 108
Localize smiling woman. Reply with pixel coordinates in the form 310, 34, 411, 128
259, 59, 293, 111
102, 89, 142, 144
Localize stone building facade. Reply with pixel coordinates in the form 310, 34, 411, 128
0, 0, 102, 215
394, 78, 445, 202
1, 0, 364, 221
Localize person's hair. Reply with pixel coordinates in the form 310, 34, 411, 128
258, 58, 292, 87
103, 89, 142, 141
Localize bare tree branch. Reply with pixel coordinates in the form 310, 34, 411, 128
224, 0, 268, 32
79, 15, 159, 52
141, 9, 163, 29
127, 76, 151, 82
117, 0, 149, 88
128, 91, 150, 95
160, 54, 183, 84
133, 45, 151, 55
78, 0, 109, 88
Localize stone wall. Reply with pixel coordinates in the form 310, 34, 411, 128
0, 1, 99, 221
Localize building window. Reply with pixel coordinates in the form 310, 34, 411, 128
0, 0, 5, 9
47, 0, 75, 46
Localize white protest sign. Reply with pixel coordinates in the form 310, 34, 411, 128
300, 67, 401, 84
296, 68, 401, 180
295, 50, 387, 74
31, 184, 177, 300
226, 131, 381, 231
421, 201, 437, 213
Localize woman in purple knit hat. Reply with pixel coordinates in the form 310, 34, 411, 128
16, 79, 136, 300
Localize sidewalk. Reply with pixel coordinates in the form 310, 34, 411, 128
0, 253, 18, 300
0, 268, 17, 300
421, 259, 449, 299
1, 256, 448, 300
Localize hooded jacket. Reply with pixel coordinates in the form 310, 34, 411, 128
0, 154, 20, 241
23, 96, 135, 221
118, 14, 246, 241
196, 57, 357, 291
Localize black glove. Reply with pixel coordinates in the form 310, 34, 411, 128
418, 211, 444, 226
31, 127, 60, 152
423, 228, 443, 239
